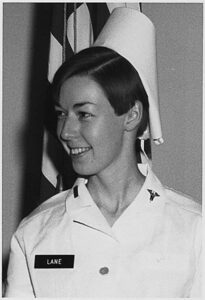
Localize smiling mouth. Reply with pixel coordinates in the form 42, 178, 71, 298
70, 147, 91, 156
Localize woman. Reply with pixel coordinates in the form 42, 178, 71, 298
5, 8, 201, 297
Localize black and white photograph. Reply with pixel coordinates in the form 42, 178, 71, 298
2, 2, 203, 297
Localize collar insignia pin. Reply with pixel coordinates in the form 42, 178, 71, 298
147, 189, 160, 201
73, 186, 79, 198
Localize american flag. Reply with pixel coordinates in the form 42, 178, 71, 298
40, 2, 150, 204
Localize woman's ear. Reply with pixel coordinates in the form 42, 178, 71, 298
124, 101, 143, 131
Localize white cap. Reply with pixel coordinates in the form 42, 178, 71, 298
94, 7, 164, 145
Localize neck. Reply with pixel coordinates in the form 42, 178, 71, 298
87, 152, 145, 222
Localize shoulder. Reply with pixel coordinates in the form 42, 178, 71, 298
164, 186, 201, 216
152, 180, 202, 250
148, 165, 201, 217
162, 186, 201, 233
162, 186, 202, 261
16, 189, 73, 235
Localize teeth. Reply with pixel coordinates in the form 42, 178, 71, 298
70, 147, 90, 155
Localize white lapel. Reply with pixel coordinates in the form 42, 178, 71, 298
66, 178, 114, 239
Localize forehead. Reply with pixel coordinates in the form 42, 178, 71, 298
59, 75, 108, 107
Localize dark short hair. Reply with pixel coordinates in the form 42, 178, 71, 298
52, 46, 149, 137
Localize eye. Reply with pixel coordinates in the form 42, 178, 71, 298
78, 111, 93, 120
55, 110, 67, 119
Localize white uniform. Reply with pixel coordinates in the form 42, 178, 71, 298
5, 164, 201, 298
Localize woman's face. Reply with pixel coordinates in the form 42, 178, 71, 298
55, 75, 126, 176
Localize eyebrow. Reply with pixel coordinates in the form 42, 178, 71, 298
74, 101, 96, 109
54, 101, 96, 109
54, 103, 66, 110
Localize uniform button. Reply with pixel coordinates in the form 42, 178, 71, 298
99, 267, 109, 275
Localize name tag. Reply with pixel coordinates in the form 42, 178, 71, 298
34, 255, 75, 269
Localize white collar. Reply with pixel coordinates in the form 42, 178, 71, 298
65, 164, 165, 215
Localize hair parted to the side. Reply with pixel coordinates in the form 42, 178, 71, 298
52, 46, 149, 138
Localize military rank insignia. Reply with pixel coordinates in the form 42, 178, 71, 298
147, 189, 160, 201
73, 185, 79, 198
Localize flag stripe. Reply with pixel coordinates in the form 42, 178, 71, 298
87, 3, 110, 41
50, 4, 65, 46
65, 39, 74, 61
48, 34, 63, 83
66, 2, 83, 19
67, 4, 94, 53
39, 174, 57, 204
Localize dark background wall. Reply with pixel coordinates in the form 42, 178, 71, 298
2, 3, 202, 282
3, 3, 52, 281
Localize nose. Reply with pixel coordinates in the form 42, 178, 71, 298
59, 117, 79, 141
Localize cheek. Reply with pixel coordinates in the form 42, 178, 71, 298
56, 123, 60, 138
87, 117, 124, 150
56, 120, 64, 139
